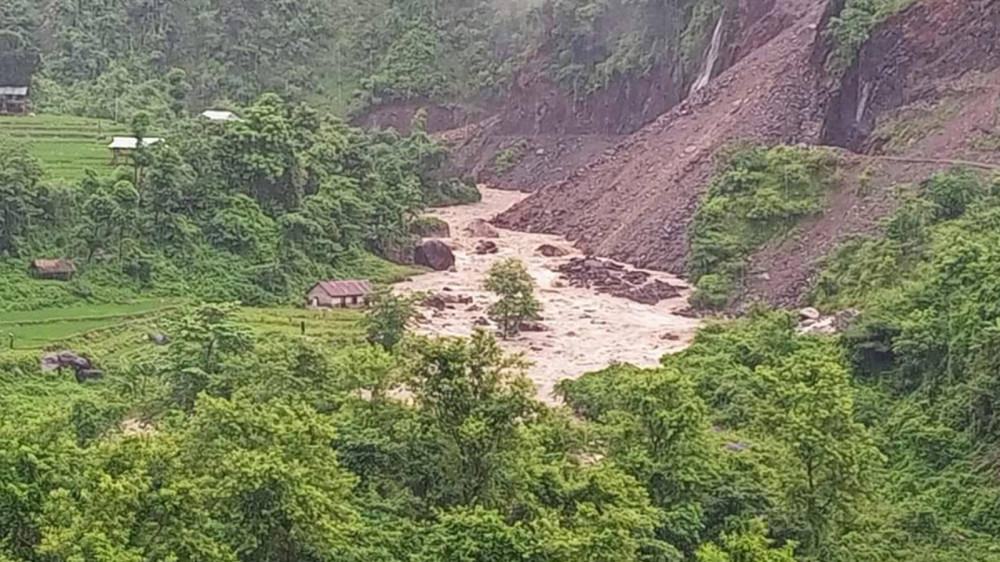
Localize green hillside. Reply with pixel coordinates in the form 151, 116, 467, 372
0, 114, 124, 181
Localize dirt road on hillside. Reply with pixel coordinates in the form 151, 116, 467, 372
396, 188, 701, 402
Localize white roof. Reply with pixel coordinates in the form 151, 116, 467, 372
108, 136, 163, 150
0, 86, 28, 96
200, 110, 241, 121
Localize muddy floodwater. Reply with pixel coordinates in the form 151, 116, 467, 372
396, 188, 701, 402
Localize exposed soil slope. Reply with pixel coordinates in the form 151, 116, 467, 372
495, 0, 832, 271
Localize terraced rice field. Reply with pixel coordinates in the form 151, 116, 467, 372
0, 114, 126, 181
0, 300, 186, 351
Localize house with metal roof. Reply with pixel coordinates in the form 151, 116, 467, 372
0, 86, 29, 114
108, 136, 164, 164
200, 110, 241, 122
306, 280, 374, 309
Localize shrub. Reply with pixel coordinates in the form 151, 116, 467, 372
494, 140, 529, 175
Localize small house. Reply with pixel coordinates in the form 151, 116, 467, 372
108, 136, 163, 164
200, 110, 241, 122
306, 280, 374, 309
0, 86, 29, 115
30, 259, 77, 281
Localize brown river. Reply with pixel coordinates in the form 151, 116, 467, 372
396, 188, 701, 402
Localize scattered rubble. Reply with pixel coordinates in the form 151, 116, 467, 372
798, 307, 821, 321
798, 308, 860, 335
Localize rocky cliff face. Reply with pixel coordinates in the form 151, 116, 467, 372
823, 0, 1000, 153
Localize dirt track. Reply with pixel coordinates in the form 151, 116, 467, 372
396, 188, 701, 402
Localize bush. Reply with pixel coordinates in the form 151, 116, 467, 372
688, 145, 839, 309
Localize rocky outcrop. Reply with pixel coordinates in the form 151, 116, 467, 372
410, 216, 451, 239
822, 0, 1000, 152
414, 240, 455, 271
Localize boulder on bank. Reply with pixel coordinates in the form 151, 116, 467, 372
465, 219, 499, 238
536, 244, 570, 257
414, 239, 455, 271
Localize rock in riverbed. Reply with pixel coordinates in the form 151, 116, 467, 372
414, 239, 455, 271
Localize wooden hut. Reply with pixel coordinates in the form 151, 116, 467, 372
306, 280, 374, 309
0, 86, 29, 115
29, 259, 77, 281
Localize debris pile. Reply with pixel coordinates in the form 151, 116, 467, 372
557, 257, 682, 305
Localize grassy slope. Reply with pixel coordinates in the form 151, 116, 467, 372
0, 114, 126, 181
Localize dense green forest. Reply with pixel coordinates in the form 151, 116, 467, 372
0, 96, 478, 311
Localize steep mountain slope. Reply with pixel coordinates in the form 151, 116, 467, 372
444, 0, 811, 191
491, 0, 1000, 307
495, 0, 833, 271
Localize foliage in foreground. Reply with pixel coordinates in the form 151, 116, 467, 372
4, 270, 1000, 562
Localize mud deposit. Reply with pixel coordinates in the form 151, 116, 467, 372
396, 188, 701, 402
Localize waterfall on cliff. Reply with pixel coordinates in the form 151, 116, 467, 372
690, 14, 725, 95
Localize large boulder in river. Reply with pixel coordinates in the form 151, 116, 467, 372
414, 239, 455, 271
465, 219, 499, 238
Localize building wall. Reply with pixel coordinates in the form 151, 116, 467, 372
305, 288, 367, 309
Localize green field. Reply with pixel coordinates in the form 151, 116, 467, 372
235, 306, 365, 345
0, 114, 126, 181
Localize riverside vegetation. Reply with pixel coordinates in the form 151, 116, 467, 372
4, 1, 1000, 561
